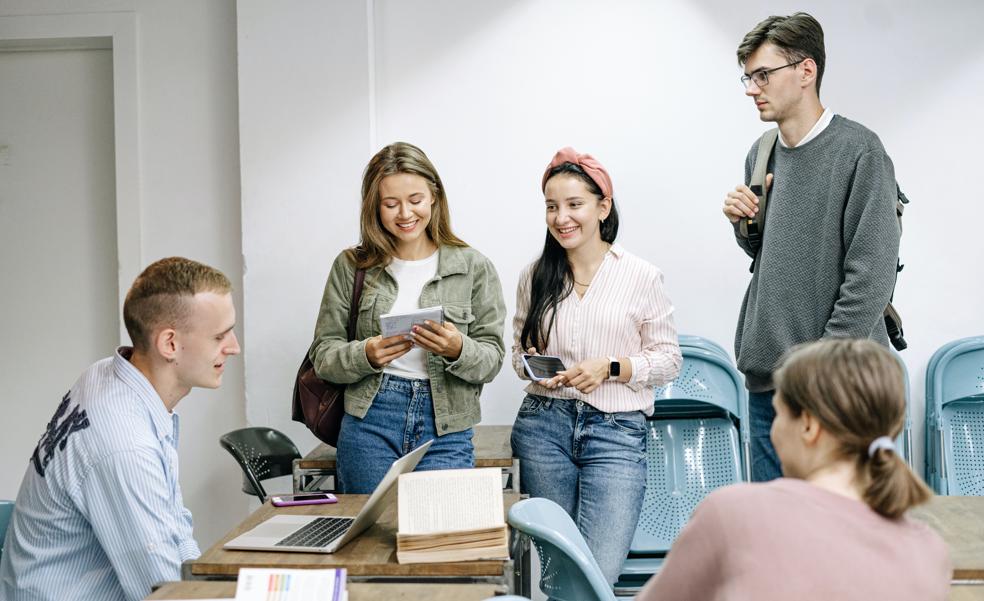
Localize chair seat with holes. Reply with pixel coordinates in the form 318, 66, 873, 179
616, 339, 749, 594
925, 336, 984, 495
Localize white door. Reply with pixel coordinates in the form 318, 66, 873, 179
0, 48, 117, 498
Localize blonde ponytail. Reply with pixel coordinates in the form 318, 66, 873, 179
775, 338, 933, 518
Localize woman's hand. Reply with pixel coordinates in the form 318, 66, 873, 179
411, 321, 463, 360
557, 357, 610, 394
365, 334, 413, 368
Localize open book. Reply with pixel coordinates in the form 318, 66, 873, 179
396, 467, 510, 564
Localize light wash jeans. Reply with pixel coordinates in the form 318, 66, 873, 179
510, 394, 647, 586
336, 374, 474, 494
748, 389, 783, 482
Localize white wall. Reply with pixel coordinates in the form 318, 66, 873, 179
0, 0, 247, 549
239, 0, 984, 479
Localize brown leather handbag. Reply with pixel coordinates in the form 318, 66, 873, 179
291, 268, 366, 447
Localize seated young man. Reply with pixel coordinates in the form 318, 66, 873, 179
0, 257, 240, 601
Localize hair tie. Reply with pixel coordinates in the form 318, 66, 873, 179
541, 146, 614, 200
867, 436, 896, 458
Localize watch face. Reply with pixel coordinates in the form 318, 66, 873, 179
610, 361, 621, 377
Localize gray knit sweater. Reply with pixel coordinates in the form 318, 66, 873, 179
733, 115, 900, 392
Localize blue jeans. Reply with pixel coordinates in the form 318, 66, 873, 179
511, 394, 647, 586
336, 374, 475, 493
748, 390, 783, 482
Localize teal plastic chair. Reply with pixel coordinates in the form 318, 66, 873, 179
0, 500, 14, 562
925, 336, 984, 494
507, 497, 616, 601
617, 346, 748, 593
219, 427, 301, 502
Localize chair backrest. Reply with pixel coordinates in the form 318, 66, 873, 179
507, 498, 616, 601
629, 347, 748, 556
0, 500, 14, 562
631, 416, 742, 556
925, 337, 984, 495
677, 334, 731, 362
219, 427, 301, 502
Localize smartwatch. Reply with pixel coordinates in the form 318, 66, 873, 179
608, 356, 620, 379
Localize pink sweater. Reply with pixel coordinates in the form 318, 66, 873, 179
638, 479, 951, 601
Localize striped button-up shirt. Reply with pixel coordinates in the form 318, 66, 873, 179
512, 244, 682, 413
0, 348, 200, 601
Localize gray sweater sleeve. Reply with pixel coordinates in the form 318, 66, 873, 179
823, 149, 900, 338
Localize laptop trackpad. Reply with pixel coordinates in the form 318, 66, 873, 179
250, 515, 316, 539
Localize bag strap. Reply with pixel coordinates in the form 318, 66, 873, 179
346, 268, 366, 342
739, 128, 779, 270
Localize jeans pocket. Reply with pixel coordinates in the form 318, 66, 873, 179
517, 394, 550, 416
605, 411, 647, 435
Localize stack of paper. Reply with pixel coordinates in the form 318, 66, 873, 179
396, 467, 510, 564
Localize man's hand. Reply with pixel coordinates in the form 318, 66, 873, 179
365, 334, 413, 368
411, 321, 463, 360
722, 173, 773, 223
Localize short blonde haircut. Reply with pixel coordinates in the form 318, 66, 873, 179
123, 257, 231, 351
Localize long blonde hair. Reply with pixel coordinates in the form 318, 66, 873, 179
774, 338, 931, 519
349, 142, 466, 270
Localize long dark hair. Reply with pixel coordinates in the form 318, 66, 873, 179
520, 163, 619, 351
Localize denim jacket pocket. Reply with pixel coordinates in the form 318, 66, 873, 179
444, 304, 475, 336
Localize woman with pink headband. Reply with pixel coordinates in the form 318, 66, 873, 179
510, 147, 683, 587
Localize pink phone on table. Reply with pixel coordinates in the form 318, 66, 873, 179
270, 493, 338, 507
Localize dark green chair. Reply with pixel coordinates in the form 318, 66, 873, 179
219, 427, 301, 502
0, 500, 14, 562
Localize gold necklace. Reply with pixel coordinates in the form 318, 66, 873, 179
573, 279, 591, 286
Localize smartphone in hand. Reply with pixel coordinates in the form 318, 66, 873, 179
270, 493, 338, 507
521, 354, 567, 381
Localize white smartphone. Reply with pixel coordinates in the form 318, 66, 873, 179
521, 354, 567, 381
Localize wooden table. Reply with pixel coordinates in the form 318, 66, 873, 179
148, 581, 508, 599
911, 495, 984, 582
950, 585, 984, 600
182, 493, 529, 596
293, 425, 519, 493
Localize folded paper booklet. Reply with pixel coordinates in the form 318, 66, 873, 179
379, 305, 444, 338
234, 567, 347, 601
396, 467, 510, 564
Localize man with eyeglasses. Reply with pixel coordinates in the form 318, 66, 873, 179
722, 13, 901, 482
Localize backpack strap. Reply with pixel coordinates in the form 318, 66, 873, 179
346, 268, 367, 342
738, 128, 779, 271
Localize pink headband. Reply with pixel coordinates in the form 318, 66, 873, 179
541, 146, 613, 200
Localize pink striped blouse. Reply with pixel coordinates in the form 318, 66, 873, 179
511, 244, 682, 414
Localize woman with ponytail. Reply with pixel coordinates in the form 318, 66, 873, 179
639, 338, 950, 600
510, 147, 682, 585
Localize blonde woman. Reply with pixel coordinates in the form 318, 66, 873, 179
639, 338, 950, 600
310, 142, 506, 493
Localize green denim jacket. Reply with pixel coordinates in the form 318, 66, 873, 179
309, 245, 506, 435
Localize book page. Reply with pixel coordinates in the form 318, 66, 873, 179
398, 468, 504, 535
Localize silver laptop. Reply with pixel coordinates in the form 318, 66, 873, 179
224, 440, 433, 554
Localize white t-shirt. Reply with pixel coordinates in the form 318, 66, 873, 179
383, 251, 439, 380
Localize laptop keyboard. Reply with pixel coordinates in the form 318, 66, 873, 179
275, 517, 355, 548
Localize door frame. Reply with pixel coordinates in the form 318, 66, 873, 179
0, 12, 139, 343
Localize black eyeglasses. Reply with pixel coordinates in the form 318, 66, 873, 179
741, 59, 805, 89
